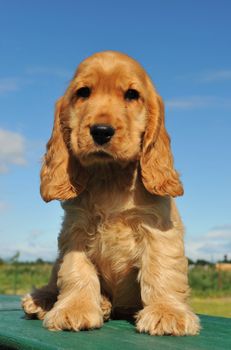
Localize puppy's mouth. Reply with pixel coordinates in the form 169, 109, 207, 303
90, 151, 114, 160
79, 150, 115, 165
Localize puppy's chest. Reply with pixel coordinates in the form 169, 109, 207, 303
87, 207, 141, 260
64, 188, 158, 283
85, 205, 144, 283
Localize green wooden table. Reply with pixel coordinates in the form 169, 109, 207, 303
0, 295, 230, 350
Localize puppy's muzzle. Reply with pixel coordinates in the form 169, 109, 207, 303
90, 124, 115, 145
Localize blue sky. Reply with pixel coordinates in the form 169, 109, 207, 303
0, 0, 230, 261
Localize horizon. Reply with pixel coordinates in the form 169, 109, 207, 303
1, 250, 230, 264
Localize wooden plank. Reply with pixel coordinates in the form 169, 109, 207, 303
0, 296, 231, 350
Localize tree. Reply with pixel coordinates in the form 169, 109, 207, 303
187, 258, 194, 265
195, 259, 212, 266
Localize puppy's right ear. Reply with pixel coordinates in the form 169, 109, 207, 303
40, 98, 88, 202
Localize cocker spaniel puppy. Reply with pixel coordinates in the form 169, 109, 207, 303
22, 51, 200, 335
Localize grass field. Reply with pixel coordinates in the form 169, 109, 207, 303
0, 263, 51, 295
0, 262, 230, 318
190, 297, 231, 318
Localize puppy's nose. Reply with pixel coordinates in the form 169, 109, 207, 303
90, 124, 115, 145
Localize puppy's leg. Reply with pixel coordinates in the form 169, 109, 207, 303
22, 261, 59, 320
136, 229, 200, 336
43, 251, 103, 331
100, 295, 112, 321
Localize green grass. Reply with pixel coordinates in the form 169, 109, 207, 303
0, 263, 52, 295
190, 297, 231, 318
0, 263, 230, 318
189, 265, 231, 297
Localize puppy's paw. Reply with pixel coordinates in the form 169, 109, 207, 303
22, 289, 57, 320
22, 293, 46, 320
100, 295, 112, 321
136, 303, 200, 336
43, 303, 103, 331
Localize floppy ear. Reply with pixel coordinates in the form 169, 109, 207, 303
40, 98, 88, 202
140, 81, 184, 197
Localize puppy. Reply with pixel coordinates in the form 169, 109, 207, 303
22, 51, 200, 335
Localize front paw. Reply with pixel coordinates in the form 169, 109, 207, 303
136, 303, 200, 336
22, 294, 46, 319
43, 302, 103, 331
22, 291, 56, 320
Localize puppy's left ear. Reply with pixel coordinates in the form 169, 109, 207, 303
140, 79, 183, 197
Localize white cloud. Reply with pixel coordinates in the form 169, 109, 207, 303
26, 66, 71, 79
177, 69, 231, 84
166, 96, 209, 109
0, 78, 20, 94
186, 225, 231, 262
198, 70, 231, 82
0, 201, 9, 212
0, 229, 57, 261
0, 128, 27, 173
0, 242, 56, 262
166, 96, 231, 110
206, 225, 231, 239
0, 66, 69, 96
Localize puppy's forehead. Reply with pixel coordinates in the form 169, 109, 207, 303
74, 51, 147, 86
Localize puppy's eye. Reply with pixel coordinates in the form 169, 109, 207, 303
76, 86, 91, 98
124, 89, 139, 101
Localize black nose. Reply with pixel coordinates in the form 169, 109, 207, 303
90, 124, 115, 145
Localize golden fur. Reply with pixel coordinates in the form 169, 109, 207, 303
22, 51, 200, 335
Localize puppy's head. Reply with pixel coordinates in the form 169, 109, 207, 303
40, 51, 183, 202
